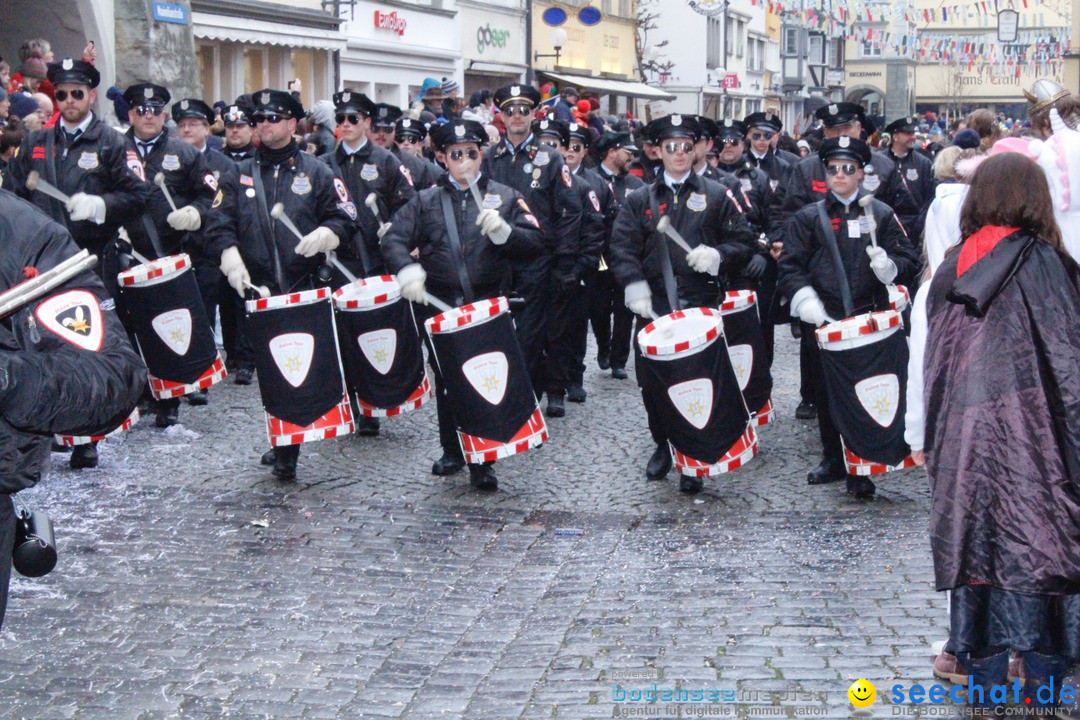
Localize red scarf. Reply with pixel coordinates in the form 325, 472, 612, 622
957, 225, 1019, 277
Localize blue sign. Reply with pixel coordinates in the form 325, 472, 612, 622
578, 6, 603, 26
542, 7, 567, 26
152, 2, 189, 25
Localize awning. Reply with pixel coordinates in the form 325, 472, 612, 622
193, 11, 346, 51
539, 70, 676, 101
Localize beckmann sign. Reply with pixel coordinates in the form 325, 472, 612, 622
374, 10, 407, 36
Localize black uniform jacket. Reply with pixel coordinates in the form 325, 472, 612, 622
782, 150, 911, 225
0, 190, 146, 493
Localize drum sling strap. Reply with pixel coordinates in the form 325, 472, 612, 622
327, 153, 374, 274
250, 163, 287, 292
440, 189, 476, 305
649, 187, 680, 313
815, 200, 854, 318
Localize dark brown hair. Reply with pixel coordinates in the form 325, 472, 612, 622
960, 152, 1063, 250
965, 108, 1001, 151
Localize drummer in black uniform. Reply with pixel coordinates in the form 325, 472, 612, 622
172, 96, 239, 408
777, 137, 918, 498
381, 119, 545, 490
121, 82, 217, 429
215, 89, 354, 479
588, 131, 644, 380
7, 58, 151, 469
609, 114, 755, 493
743, 111, 793, 198
481, 84, 583, 398
394, 117, 444, 188
883, 117, 936, 244
219, 102, 257, 384
366, 103, 442, 189
222, 101, 256, 164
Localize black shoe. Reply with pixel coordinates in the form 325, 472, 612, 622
273, 447, 298, 480
51, 439, 72, 453
567, 385, 587, 403
679, 475, 704, 494
846, 475, 876, 499
646, 444, 672, 481
597, 353, 610, 370
807, 458, 846, 485
790, 322, 802, 339
235, 366, 254, 386
611, 367, 628, 380
155, 405, 179, 428
355, 415, 381, 437
187, 389, 209, 406
432, 452, 465, 476
468, 463, 498, 491
260, 448, 277, 466
795, 400, 817, 420
546, 394, 566, 418
69, 444, 98, 469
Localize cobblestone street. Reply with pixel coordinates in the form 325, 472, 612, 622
0, 330, 1045, 719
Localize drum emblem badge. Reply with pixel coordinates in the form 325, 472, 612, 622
462, 351, 508, 405
269, 333, 315, 388
727, 344, 753, 391
666, 378, 713, 430
151, 308, 193, 356
359, 329, 397, 375
36, 290, 104, 352
854, 373, 899, 427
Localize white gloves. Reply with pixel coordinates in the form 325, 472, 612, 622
377, 222, 393, 240
790, 286, 833, 327
397, 263, 427, 304
476, 208, 512, 245
167, 206, 202, 232
219, 246, 251, 298
686, 244, 721, 276
624, 280, 654, 319
866, 246, 898, 284
67, 192, 106, 224
294, 226, 340, 257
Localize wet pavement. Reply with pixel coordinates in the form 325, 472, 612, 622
0, 330, 1051, 719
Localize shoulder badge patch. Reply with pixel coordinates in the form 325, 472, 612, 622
399, 164, 414, 187
125, 150, 146, 182
203, 172, 218, 192
333, 177, 349, 203
561, 164, 572, 188
588, 189, 601, 212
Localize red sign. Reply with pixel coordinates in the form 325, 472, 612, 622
721, 73, 739, 89
374, 10, 407, 36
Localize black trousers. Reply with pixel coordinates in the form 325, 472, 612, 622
218, 277, 254, 371
799, 321, 814, 403
587, 268, 634, 370
0, 494, 15, 630
510, 255, 552, 393
546, 277, 584, 395
801, 321, 843, 463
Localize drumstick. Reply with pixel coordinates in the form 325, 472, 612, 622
269, 202, 305, 242
465, 174, 486, 213
153, 173, 179, 213
424, 293, 453, 314
130, 249, 152, 265
243, 281, 270, 299
656, 216, 694, 254
364, 193, 384, 224
325, 250, 357, 283
0, 249, 97, 319
857, 195, 878, 249
25, 171, 72, 205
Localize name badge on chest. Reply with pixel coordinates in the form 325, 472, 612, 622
77, 152, 99, 170
687, 192, 707, 212
360, 163, 379, 181
847, 219, 862, 239
161, 154, 181, 171
291, 173, 312, 195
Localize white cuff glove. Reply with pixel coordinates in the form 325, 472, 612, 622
294, 226, 340, 257
476, 208, 512, 245
685, 244, 722, 276
396, 263, 427, 304
167, 205, 202, 232
624, 280, 654, 319
790, 286, 832, 327
219, 246, 251, 298
377, 222, 393, 240
866, 246, 897, 284
67, 192, 106, 224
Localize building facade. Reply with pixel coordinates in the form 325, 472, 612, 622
460, 0, 527, 93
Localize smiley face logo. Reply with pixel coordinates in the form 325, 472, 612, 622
848, 678, 876, 708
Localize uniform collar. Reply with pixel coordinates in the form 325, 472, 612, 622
341, 137, 369, 156
663, 170, 692, 191
829, 189, 860, 208
61, 112, 94, 136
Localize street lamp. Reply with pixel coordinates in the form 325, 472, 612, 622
534, 28, 569, 65
715, 66, 728, 117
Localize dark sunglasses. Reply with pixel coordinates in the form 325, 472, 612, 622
503, 105, 532, 117
826, 163, 859, 176
135, 105, 164, 117
335, 113, 363, 126
538, 138, 561, 149
372, 124, 396, 133
448, 148, 480, 161
396, 136, 422, 145
568, 143, 585, 153
662, 141, 694, 155
750, 131, 775, 141
225, 120, 253, 128
720, 138, 742, 146
253, 114, 286, 125
54, 89, 86, 102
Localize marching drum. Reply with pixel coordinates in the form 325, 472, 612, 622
333, 276, 432, 417
815, 310, 915, 475
637, 308, 757, 478
117, 254, 225, 399
56, 408, 141, 447
246, 287, 354, 447
424, 297, 546, 465
719, 290, 774, 426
